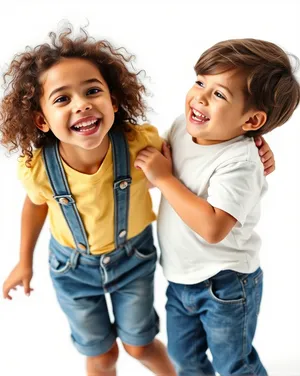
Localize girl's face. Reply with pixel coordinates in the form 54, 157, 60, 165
35, 58, 118, 152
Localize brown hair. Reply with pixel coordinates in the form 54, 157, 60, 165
194, 38, 300, 137
0, 26, 148, 165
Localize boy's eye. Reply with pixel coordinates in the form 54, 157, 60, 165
54, 96, 68, 104
87, 88, 101, 95
215, 91, 226, 100
195, 80, 204, 87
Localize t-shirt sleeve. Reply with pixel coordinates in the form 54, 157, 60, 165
207, 160, 266, 226
17, 155, 47, 205
140, 124, 164, 151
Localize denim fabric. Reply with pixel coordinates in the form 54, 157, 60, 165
42, 130, 159, 356
166, 268, 267, 376
49, 225, 159, 356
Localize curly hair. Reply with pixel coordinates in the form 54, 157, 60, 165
194, 38, 300, 137
0, 26, 148, 165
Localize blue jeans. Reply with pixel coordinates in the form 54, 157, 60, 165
166, 268, 267, 376
49, 225, 159, 356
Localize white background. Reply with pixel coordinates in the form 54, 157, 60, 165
0, 1, 299, 375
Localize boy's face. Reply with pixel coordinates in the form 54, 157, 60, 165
185, 69, 257, 145
35, 58, 118, 152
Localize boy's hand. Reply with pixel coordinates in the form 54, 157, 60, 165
135, 142, 173, 186
254, 136, 275, 176
3, 262, 33, 300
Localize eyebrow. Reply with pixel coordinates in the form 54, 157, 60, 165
48, 78, 104, 100
197, 75, 234, 98
215, 83, 233, 97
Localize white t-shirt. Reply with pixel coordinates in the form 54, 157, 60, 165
157, 114, 268, 284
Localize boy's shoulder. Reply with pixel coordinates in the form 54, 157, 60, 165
217, 136, 262, 167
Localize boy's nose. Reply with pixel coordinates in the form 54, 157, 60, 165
194, 94, 207, 105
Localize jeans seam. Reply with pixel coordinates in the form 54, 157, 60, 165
241, 280, 257, 375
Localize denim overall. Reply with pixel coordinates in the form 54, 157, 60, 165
43, 130, 159, 357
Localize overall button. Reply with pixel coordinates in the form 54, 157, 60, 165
103, 256, 110, 265
119, 230, 127, 238
119, 181, 128, 190
59, 197, 69, 205
78, 243, 87, 251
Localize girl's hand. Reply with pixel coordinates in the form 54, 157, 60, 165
135, 143, 173, 186
3, 262, 33, 300
254, 136, 275, 176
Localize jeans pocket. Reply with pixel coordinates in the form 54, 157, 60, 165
134, 245, 157, 260
49, 250, 72, 275
209, 270, 246, 305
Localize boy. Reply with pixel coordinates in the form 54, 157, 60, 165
134, 39, 300, 375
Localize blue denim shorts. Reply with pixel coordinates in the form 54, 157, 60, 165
48, 225, 159, 356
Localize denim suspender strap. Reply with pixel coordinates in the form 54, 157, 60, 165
42, 141, 90, 254
109, 130, 132, 248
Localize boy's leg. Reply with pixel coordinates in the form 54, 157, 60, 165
203, 268, 267, 376
166, 282, 216, 376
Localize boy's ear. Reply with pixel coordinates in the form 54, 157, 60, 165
242, 111, 267, 132
33, 112, 50, 132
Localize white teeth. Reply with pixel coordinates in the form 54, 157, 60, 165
192, 108, 209, 120
73, 119, 98, 129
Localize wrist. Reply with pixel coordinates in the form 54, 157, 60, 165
19, 257, 33, 269
156, 174, 176, 191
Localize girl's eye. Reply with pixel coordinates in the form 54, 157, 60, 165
87, 88, 101, 95
215, 91, 226, 100
54, 96, 68, 104
195, 80, 204, 87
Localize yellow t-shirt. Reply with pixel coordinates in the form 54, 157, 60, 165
18, 124, 163, 255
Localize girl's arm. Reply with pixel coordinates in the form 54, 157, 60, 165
255, 136, 275, 175
3, 195, 48, 299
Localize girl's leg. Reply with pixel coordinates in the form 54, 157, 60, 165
123, 339, 176, 376
86, 342, 119, 376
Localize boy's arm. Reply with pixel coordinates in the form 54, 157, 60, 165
135, 144, 263, 243
158, 175, 236, 243
3, 195, 48, 299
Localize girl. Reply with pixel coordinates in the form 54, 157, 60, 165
1, 27, 274, 376
0, 27, 176, 376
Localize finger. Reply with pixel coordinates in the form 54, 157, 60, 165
254, 136, 262, 147
3, 285, 12, 300
263, 159, 274, 170
135, 157, 147, 165
134, 159, 146, 170
23, 279, 31, 296
162, 143, 172, 160
144, 146, 157, 153
138, 150, 153, 158
264, 165, 275, 175
259, 144, 272, 157
261, 150, 273, 162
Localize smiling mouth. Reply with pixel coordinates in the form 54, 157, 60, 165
191, 108, 210, 123
71, 119, 100, 133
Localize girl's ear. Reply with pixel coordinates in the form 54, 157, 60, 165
34, 112, 50, 132
111, 94, 119, 113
